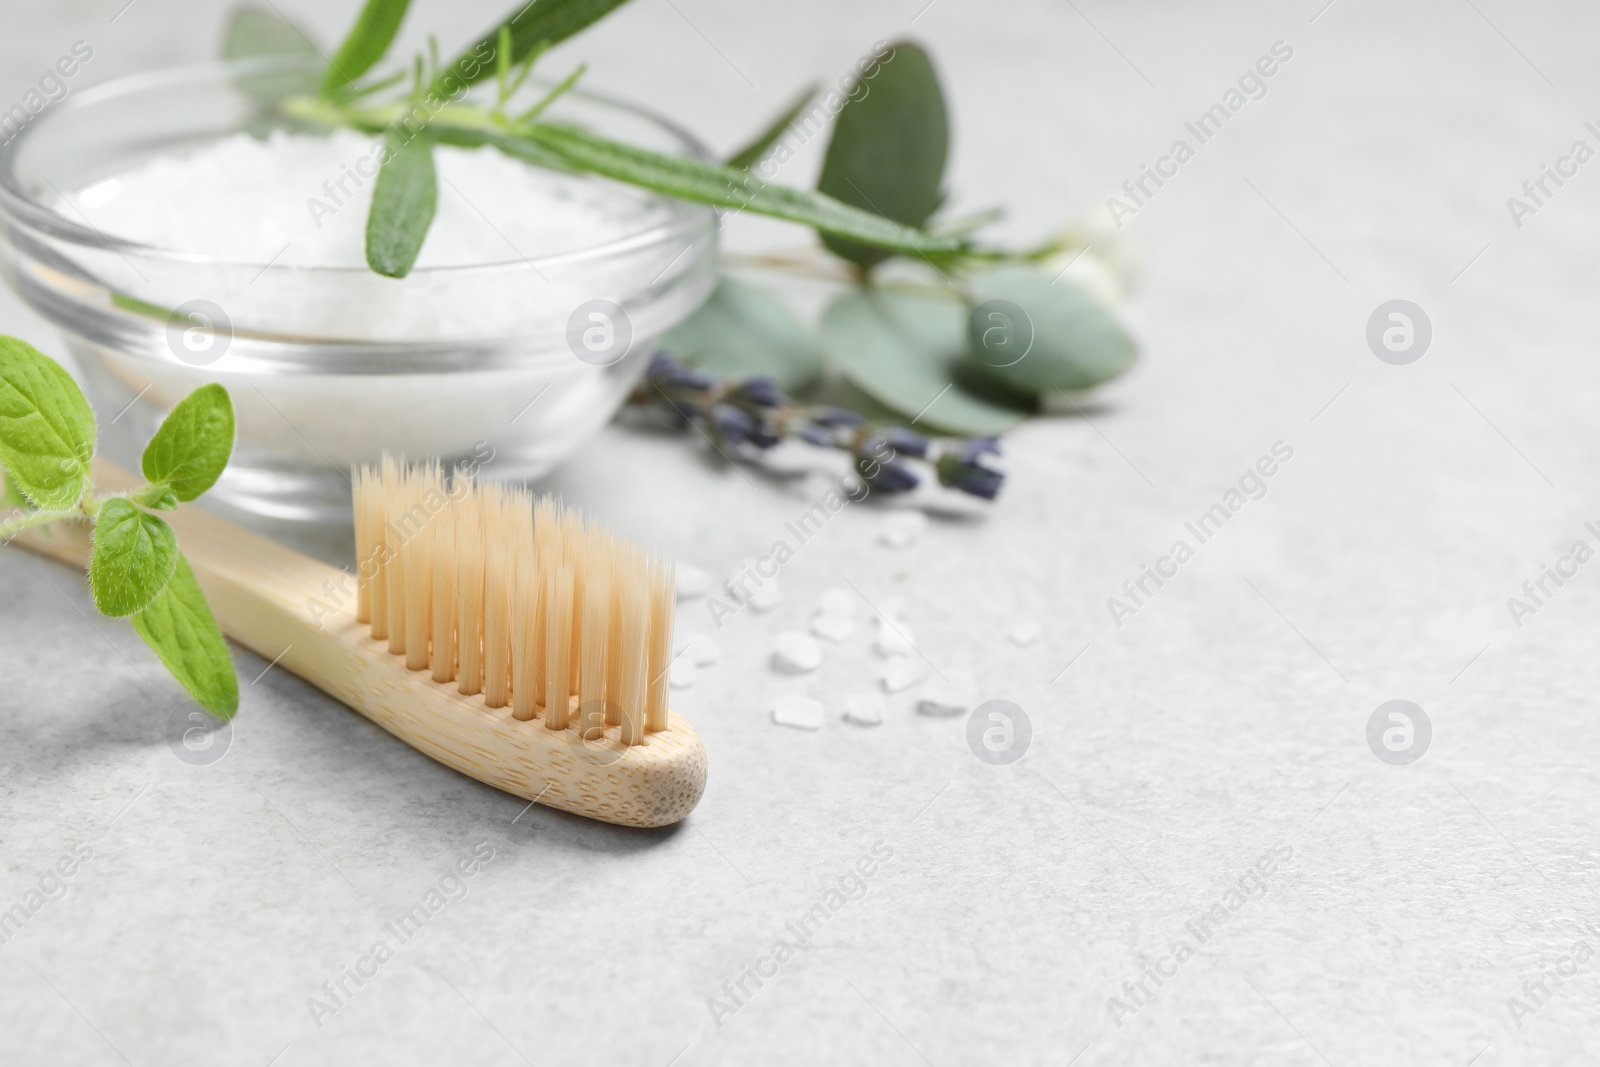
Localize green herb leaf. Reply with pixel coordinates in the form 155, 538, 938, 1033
131, 553, 239, 719
132, 485, 180, 512
0, 336, 95, 511
442, 0, 632, 89
141, 384, 236, 503
816, 42, 949, 269
520, 123, 961, 258
965, 266, 1137, 396
663, 275, 823, 392
366, 132, 437, 278
2, 464, 26, 512
321, 0, 412, 95
819, 288, 1029, 436
223, 6, 322, 103
726, 84, 817, 171
89, 498, 178, 617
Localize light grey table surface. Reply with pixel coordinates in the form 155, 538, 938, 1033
4, 0, 1600, 1064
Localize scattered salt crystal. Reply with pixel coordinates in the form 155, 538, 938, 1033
670, 658, 698, 689
772, 694, 824, 730
812, 612, 857, 642
771, 631, 823, 673
881, 657, 927, 692
748, 580, 783, 612
917, 671, 976, 716
818, 588, 855, 618
1009, 619, 1042, 646
879, 511, 927, 549
875, 619, 916, 658
843, 692, 885, 726
675, 631, 720, 667
676, 564, 711, 599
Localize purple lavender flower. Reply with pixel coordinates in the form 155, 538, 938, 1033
858, 457, 919, 493
882, 426, 931, 459
935, 440, 1004, 500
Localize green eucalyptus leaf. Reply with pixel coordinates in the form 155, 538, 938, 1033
819, 288, 1030, 436
0, 336, 95, 511
816, 42, 948, 269
131, 553, 239, 719
90, 499, 178, 617
662, 276, 823, 392
519, 123, 960, 259
223, 6, 322, 103
726, 84, 817, 171
366, 132, 437, 278
442, 0, 632, 89
965, 265, 1137, 396
141, 384, 235, 503
321, 0, 412, 95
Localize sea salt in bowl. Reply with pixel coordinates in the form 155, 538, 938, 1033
0, 58, 717, 522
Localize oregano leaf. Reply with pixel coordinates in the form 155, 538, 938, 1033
141, 384, 235, 502
89, 498, 178, 617
366, 132, 437, 278
131, 553, 239, 719
321, 0, 412, 95
0, 336, 95, 511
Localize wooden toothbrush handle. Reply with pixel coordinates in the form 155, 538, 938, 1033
13, 461, 706, 829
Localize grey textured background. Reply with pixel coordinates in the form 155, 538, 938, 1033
3, 0, 1600, 1064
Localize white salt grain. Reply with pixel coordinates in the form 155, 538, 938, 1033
811, 612, 857, 642
818, 588, 855, 618
676, 564, 711, 600
675, 631, 720, 667
670, 658, 698, 689
748, 580, 783, 612
843, 692, 885, 726
772, 694, 824, 730
1009, 619, 1043, 646
881, 657, 927, 692
879, 511, 927, 549
917, 671, 976, 716
875, 619, 916, 658
771, 631, 823, 674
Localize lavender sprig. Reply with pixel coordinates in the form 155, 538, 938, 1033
632, 353, 1005, 500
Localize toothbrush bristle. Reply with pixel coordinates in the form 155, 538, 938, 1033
352, 457, 677, 743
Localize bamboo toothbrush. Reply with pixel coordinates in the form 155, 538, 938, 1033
17, 458, 707, 828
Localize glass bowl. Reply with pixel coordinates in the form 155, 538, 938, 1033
0, 57, 718, 523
